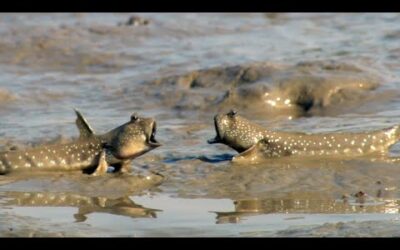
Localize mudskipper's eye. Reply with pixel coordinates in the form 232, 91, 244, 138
227, 109, 237, 118
131, 113, 139, 122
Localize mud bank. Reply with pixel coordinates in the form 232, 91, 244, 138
136, 60, 394, 119
0, 171, 163, 197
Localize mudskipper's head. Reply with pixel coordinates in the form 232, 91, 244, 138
108, 113, 161, 160
208, 110, 265, 153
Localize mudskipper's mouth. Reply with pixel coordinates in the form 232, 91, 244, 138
207, 117, 223, 144
149, 121, 161, 147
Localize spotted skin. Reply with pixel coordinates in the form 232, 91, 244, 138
208, 111, 400, 161
0, 111, 161, 175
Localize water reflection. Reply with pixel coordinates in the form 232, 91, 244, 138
214, 197, 400, 224
1, 191, 162, 222
163, 153, 234, 163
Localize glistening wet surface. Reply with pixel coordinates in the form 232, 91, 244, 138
2, 13, 400, 237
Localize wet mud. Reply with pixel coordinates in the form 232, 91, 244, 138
2, 13, 400, 237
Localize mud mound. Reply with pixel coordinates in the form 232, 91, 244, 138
138, 60, 390, 118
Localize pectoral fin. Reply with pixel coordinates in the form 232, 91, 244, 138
232, 139, 290, 164
92, 150, 108, 176
232, 142, 265, 164
118, 160, 133, 173
74, 109, 95, 138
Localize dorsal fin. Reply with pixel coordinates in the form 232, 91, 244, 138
74, 109, 95, 138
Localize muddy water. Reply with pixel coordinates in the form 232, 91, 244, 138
2, 13, 400, 237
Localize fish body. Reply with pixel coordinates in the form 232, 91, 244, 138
0, 110, 161, 175
208, 110, 400, 162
